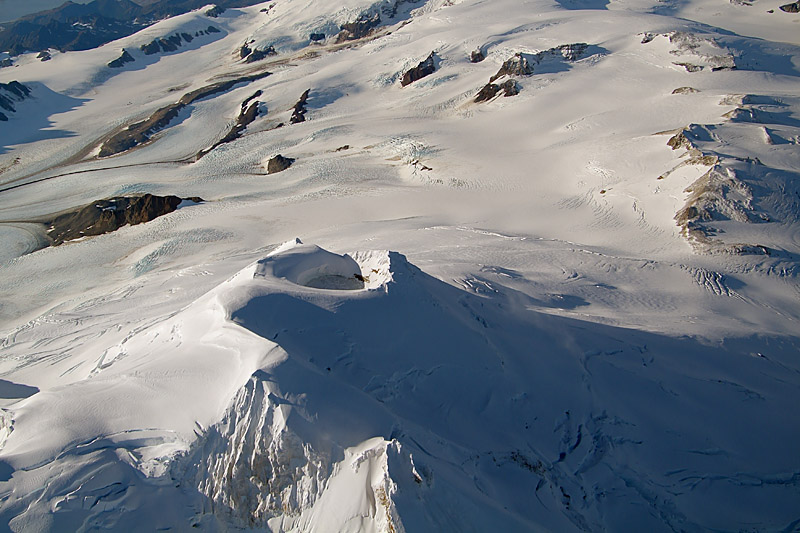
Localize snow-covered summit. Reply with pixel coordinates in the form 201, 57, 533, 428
0, 0, 799, 529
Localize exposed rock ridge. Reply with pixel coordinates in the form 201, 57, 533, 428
401, 52, 436, 86
290, 89, 310, 124
663, 94, 800, 254
46, 194, 203, 245
107, 49, 134, 68
99, 71, 271, 157
475, 44, 590, 103
198, 90, 265, 158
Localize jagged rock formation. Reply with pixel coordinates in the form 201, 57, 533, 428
335, 13, 381, 42
672, 86, 699, 94
0, 0, 260, 56
108, 49, 134, 68
500, 79, 519, 96
290, 89, 310, 124
470, 49, 485, 63
489, 53, 533, 83
779, 1, 800, 11
401, 52, 436, 87
244, 46, 276, 63
309, 32, 326, 42
662, 94, 799, 254
0, 81, 31, 122
474, 79, 519, 102
267, 154, 294, 173
140, 32, 198, 55
45, 194, 202, 245
37, 51, 51, 62
198, 90, 264, 157
474, 83, 500, 102
0, 58, 12, 68
478, 44, 592, 101
99, 71, 271, 157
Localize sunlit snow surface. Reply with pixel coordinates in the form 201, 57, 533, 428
0, 0, 799, 530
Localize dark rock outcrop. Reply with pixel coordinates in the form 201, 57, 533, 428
779, 1, 800, 11
500, 79, 519, 97
99, 71, 271, 157
667, 131, 691, 150
474, 79, 519, 102
140, 32, 195, 55
197, 90, 264, 158
108, 49, 134, 68
206, 5, 226, 17
470, 49, 485, 63
0, 81, 32, 121
401, 52, 436, 87
336, 13, 381, 43
240, 43, 252, 59
290, 89, 310, 124
37, 51, 51, 61
474, 83, 500, 103
46, 194, 202, 245
244, 46, 276, 63
672, 86, 699, 94
490, 53, 532, 83
140, 40, 161, 55
310, 33, 326, 42
267, 154, 294, 174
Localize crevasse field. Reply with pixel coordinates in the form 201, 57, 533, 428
0, 0, 799, 530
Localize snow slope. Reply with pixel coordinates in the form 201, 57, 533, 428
0, 0, 799, 530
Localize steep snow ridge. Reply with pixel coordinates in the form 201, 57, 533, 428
1, 241, 800, 530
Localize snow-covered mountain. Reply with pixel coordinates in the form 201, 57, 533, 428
0, 0, 799, 530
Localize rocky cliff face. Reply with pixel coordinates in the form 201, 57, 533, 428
401, 52, 436, 86
46, 194, 201, 245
